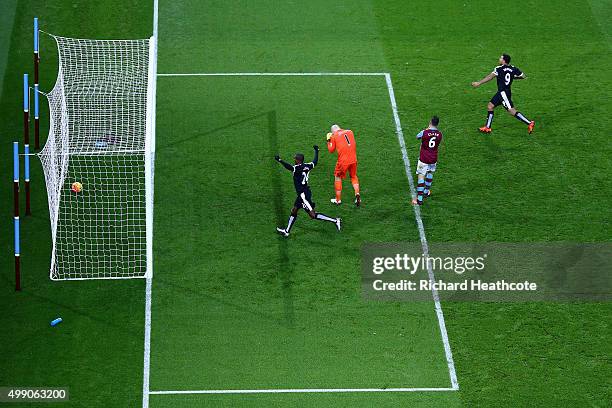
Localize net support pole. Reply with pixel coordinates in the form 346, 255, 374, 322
33, 17, 40, 150
23, 74, 29, 145
23, 74, 31, 215
25, 144, 31, 215
13, 142, 21, 291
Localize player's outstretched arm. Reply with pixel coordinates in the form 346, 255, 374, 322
471, 72, 495, 87
274, 155, 294, 171
416, 130, 424, 139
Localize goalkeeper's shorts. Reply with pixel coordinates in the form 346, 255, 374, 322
334, 161, 358, 179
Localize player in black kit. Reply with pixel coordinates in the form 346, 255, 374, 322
472, 53, 535, 134
274, 145, 342, 237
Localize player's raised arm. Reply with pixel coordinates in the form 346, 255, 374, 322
310, 145, 319, 166
471, 72, 495, 87
274, 155, 294, 171
326, 132, 336, 153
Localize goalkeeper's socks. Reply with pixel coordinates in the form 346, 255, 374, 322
334, 180, 342, 202
424, 173, 433, 197
315, 213, 337, 223
350, 176, 360, 195
417, 180, 425, 204
486, 111, 494, 128
286, 214, 296, 232
515, 112, 531, 125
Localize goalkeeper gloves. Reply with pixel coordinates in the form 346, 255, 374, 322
326, 132, 333, 141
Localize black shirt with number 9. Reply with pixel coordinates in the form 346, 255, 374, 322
493, 65, 523, 95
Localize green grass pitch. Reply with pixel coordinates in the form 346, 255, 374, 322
1, 1, 611, 407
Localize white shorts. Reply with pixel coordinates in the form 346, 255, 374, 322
416, 160, 437, 176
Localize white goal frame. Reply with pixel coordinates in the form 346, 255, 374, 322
144, 36, 157, 281
37, 34, 157, 281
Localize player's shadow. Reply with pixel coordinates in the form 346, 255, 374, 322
156, 112, 270, 150
267, 110, 295, 329
154, 276, 292, 326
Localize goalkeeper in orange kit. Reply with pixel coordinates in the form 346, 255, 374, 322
326, 124, 361, 207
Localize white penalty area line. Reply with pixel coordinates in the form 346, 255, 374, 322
150, 387, 457, 395
157, 72, 387, 77
145, 70, 459, 397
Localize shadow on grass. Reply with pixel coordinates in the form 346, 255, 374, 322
268, 110, 295, 328
14, 286, 143, 336
153, 109, 296, 329
157, 112, 269, 150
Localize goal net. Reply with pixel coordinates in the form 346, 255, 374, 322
38, 35, 156, 280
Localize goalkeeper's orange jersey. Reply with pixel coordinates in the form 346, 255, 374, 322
327, 129, 357, 164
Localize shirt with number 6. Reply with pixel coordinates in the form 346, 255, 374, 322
417, 127, 442, 164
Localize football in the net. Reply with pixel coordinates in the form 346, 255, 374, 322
71, 182, 83, 193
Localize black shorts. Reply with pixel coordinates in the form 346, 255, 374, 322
294, 189, 315, 212
490, 91, 514, 110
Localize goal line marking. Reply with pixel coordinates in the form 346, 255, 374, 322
150, 388, 457, 395
142, 1, 158, 408
145, 71, 459, 398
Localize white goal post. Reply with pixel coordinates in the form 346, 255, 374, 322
38, 34, 156, 280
